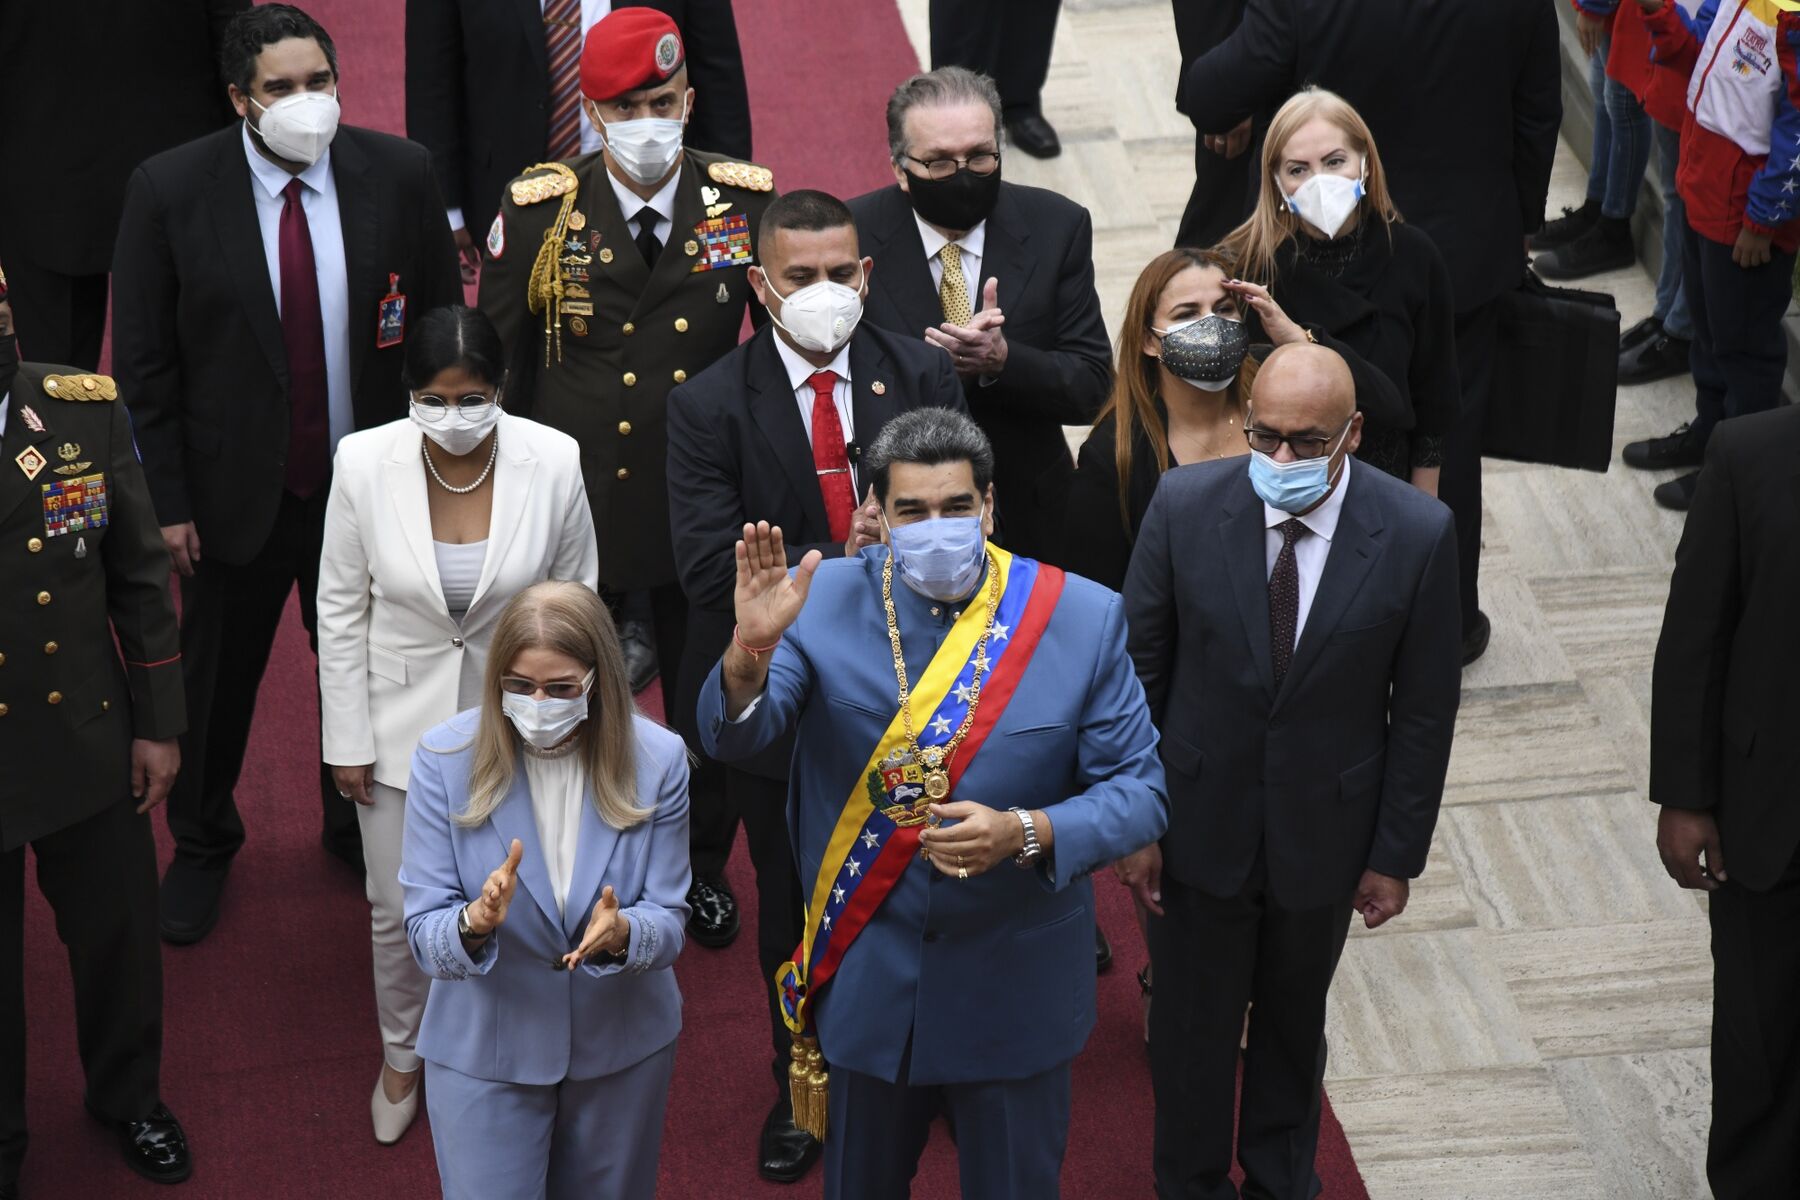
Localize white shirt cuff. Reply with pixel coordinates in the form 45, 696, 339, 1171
446, 206, 465, 232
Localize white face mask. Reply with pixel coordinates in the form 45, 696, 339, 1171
410, 397, 501, 457
591, 96, 688, 186
501, 670, 595, 750
1285, 168, 1365, 239
764, 268, 865, 355
250, 90, 342, 167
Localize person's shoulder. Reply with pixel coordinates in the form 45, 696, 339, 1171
1388, 221, 1448, 269
499, 156, 588, 222
1711, 404, 1800, 463
499, 412, 583, 462
419, 709, 483, 755
335, 417, 410, 461
846, 183, 905, 221
1160, 457, 1247, 503
687, 148, 776, 204
338, 124, 432, 166
994, 180, 1090, 229
1078, 412, 1124, 459
1355, 463, 1451, 535
631, 714, 688, 766
17, 366, 121, 429
673, 333, 758, 406
137, 124, 236, 181
858, 322, 944, 374
1050, 565, 1121, 616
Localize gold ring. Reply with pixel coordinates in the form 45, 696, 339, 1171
957, 867, 969, 880
957, 854, 965, 868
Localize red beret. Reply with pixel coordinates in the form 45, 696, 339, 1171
580, 9, 685, 102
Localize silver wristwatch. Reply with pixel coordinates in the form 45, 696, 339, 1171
1010, 807, 1043, 868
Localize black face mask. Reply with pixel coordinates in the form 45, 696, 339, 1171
904, 164, 1002, 232
0, 334, 18, 408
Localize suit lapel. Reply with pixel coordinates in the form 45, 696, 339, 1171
382, 429, 447, 614
634, 158, 707, 316
868, 188, 944, 333
980, 186, 1039, 319
1218, 481, 1276, 700
560, 793, 622, 941
587, 156, 651, 299
468, 420, 536, 616
208, 134, 287, 382
845, 330, 894, 501
488, 766, 565, 937
1280, 470, 1384, 700
332, 131, 379, 421
747, 330, 831, 534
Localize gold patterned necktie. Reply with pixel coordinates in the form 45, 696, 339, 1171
939, 241, 972, 326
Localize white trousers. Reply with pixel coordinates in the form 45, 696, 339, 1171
359, 782, 428, 1073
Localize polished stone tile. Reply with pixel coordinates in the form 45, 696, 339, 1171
1444, 683, 1636, 806
1459, 570, 1578, 689
1530, 569, 1673, 679
1550, 1049, 1712, 1200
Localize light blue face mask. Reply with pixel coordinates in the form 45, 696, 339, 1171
1247, 420, 1351, 513
885, 506, 988, 602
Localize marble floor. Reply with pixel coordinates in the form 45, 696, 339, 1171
890, 1, 1717, 1195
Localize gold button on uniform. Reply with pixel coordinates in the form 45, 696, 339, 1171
36, 591, 50, 606
616, 467, 631, 480
44, 642, 57, 655
618, 421, 632, 435
623, 372, 637, 387
623, 322, 636, 335
674, 318, 689, 333
27, 537, 42, 553
673, 369, 687, 384
0, 704, 8, 717
47, 691, 62, 705
102, 700, 110, 711
0, 652, 6, 666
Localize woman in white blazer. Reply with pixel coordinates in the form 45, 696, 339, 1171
316, 306, 599, 1145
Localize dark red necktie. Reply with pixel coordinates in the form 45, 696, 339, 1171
1269, 518, 1307, 687
809, 371, 854, 542
279, 178, 330, 498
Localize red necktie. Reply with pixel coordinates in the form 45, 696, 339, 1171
544, 0, 583, 159
809, 371, 854, 543
279, 179, 329, 498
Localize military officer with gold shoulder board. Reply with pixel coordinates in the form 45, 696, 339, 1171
0, 265, 193, 1194
478, 8, 776, 960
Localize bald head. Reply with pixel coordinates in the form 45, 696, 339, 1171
1245, 342, 1362, 472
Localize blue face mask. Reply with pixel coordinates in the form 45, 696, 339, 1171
1247, 421, 1351, 513
885, 506, 988, 602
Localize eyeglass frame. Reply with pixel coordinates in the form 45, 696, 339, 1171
499, 669, 593, 701
410, 389, 499, 423
901, 150, 1002, 181
1242, 415, 1354, 461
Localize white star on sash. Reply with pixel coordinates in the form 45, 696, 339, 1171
929, 714, 953, 736
846, 859, 862, 877
953, 681, 975, 704
992, 622, 1010, 641
1784, 179, 1800, 194
861, 829, 881, 849
1788, 153, 1800, 171
821, 912, 832, 930
832, 884, 846, 905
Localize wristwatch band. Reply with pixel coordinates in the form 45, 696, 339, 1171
1010, 807, 1042, 868
457, 904, 488, 942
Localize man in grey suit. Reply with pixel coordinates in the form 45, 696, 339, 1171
1118, 343, 1462, 1200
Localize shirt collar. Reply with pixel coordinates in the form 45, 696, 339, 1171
0, 394, 9, 437
241, 120, 333, 200
607, 162, 682, 226
771, 328, 853, 393
912, 210, 986, 262
1262, 454, 1352, 542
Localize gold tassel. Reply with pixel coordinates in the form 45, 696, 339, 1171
788, 1032, 829, 1140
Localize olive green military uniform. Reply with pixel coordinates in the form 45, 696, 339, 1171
1, 364, 184, 1186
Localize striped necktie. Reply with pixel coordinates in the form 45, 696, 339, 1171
544, 0, 583, 160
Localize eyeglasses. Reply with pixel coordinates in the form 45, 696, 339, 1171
411, 393, 495, 422
1243, 417, 1351, 461
500, 676, 589, 701
903, 151, 1001, 181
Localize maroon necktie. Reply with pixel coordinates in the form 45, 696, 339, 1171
544, 0, 584, 159
279, 179, 330, 498
1269, 517, 1307, 687
809, 371, 854, 543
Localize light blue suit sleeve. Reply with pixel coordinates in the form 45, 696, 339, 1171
1042, 592, 1170, 891
696, 633, 816, 762
401, 742, 501, 980
583, 745, 693, 978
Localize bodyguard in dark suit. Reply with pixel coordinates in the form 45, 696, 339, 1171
0, 277, 194, 1190
1181, 0, 1561, 662
1120, 344, 1461, 1200
1171, 0, 1254, 248
0, 0, 247, 369
1650, 404, 1800, 1199
405, 0, 753, 270
666, 189, 966, 1183
850, 67, 1111, 569
111, 5, 462, 943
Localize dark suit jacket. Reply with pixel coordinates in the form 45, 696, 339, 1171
405, 0, 753, 239
0, 0, 246, 276
1182, 0, 1562, 313
666, 323, 967, 774
1651, 406, 1800, 891
1124, 458, 1462, 908
849, 181, 1112, 566
111, 124, 462, 564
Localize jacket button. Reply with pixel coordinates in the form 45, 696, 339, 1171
622, 372, 637, 387
674, 318, 688, 332
0, 652, 6, 667
618, 421, 632, 435
36, 591, 50, 606
616, 467, 630, 480
673, 369, 687, 383
47, 691, 62, 705
101, 699, 110, 711
43, 642, 57, 655
622, 322, 636, 335
27, 537, 42, 553
451, 636, 464, 648
0, 704, 8, 717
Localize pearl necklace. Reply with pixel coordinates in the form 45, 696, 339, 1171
423, 434, 498, 494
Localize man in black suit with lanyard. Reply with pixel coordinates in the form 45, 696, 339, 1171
110, 4, 462, 944
667, 189, 966, 1184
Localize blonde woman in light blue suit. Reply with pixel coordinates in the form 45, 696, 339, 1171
401, 581, 691, 1200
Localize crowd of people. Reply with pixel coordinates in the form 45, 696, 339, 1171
1, 1, 1796, 1198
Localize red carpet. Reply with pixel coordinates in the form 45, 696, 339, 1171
24, 2, 1369, 1196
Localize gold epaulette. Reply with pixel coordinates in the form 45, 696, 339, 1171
707, 160, 774, 193
510, 163, 579, 207
43, 373, 118, 401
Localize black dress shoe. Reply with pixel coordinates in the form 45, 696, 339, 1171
1618, 315, 1662, 353
619, 619, 659, 694
1617, 331, 1692, 386
1461, 610, 1492, 667
758, 1097, 822, 1183
1095, 925, 1112, 974
1533, 216, 1635, 280
91, 1102, 191, 1185
1005, 112, 1062, 159
1623, 422, 1706, 471
685, 875, 740, 948
1653, 470, 1699, 511
1529, 198, 1601, 251
159, 861, 228, 945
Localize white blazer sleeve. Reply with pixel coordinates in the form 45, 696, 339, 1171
551, 444, 600, 591
317, 451, 377, 767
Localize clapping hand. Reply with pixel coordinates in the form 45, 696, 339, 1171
925, 277, 1008, 378
845, 487, 882, 558
464, 838, 524, 937
733, 521, 823, 650
563, 885, 630, 969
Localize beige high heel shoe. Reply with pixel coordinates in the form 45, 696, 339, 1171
371, 1069, 420, 1145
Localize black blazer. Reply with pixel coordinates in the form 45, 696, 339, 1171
1124, 458, 1462, 908
666, 323, 966, 775
1066, 410, 1170, 593
1182, 0, 1561, 313
1651, 406, 1800, 891
111, 124, 463, 565
405, 0, 753, 239
849, 181, 1112, 566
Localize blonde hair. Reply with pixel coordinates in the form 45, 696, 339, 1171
1221, 87, 1403, 287
1091, 247, 1256, 531
452, 581, 650, 831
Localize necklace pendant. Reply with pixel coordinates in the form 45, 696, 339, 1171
923, 770, 950, 801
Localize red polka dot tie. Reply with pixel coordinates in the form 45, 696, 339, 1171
1270, 518, 1307, 687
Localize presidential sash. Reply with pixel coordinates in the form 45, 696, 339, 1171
774, 544, 1065, 1137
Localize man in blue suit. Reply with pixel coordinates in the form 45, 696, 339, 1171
698, 407, 1167, 1198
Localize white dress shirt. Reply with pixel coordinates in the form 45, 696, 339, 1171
914, 212, 988, 300
607, 164, 680, 252
0, 395, 9, 435
1262, 456, 1353, 643
771, 333, 855, 446
432, 539, 488, 624
522, 748, 585, 918
242, 123, 354, 452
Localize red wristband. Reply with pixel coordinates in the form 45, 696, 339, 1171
733, 625, 780, 660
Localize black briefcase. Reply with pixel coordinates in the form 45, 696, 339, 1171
1483, 268, 1621, 473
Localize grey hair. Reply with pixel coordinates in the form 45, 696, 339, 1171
886, 66, 1004, 164
864, 408, 996, 503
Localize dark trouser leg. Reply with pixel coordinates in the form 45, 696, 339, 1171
821, 1047, 938, 1200
1149, 872, 1261, 1200
292, 487, 361, 861
944, 1059, 1073, 1198
1, 842, 29, 1186
995, 0, 1061, 116
1177, 127, 1258, 249
731, 768, 805, 1091
1706, 850, 1800, 1199
0, 247, 108, 371
1686, 229, 1795, 442
1439, 300, 1498, 635
929, 0, 1002, 76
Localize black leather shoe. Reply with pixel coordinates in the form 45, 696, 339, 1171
1653, 470, 1699, 512
1095, 925, 1112, 974
619, 620, 659, 694
1005, 112, 1062, 159
1618, 315, 1662, 353
758, 1097, 822, 1183
1623, 422, 1706, 471
1529, 198, 1600, 251
1461, 610, 1491, 667
1533, 216, 1635, 280
159, 861, 228, 945
685, 875, 739, 948
91, 1102, 191, 1185
1617, 331, 1692, 386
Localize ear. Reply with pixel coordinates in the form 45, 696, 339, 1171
892, 161, 910, 191
981, 484, 997, 540
682, 87, 696, 127
1140, 327, 1161, 361
229, 83, 251, 121
859, 255, 875, 298
1343, 410, 1364, 458
748, 264, 769, 308
583, 99, 605, 135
